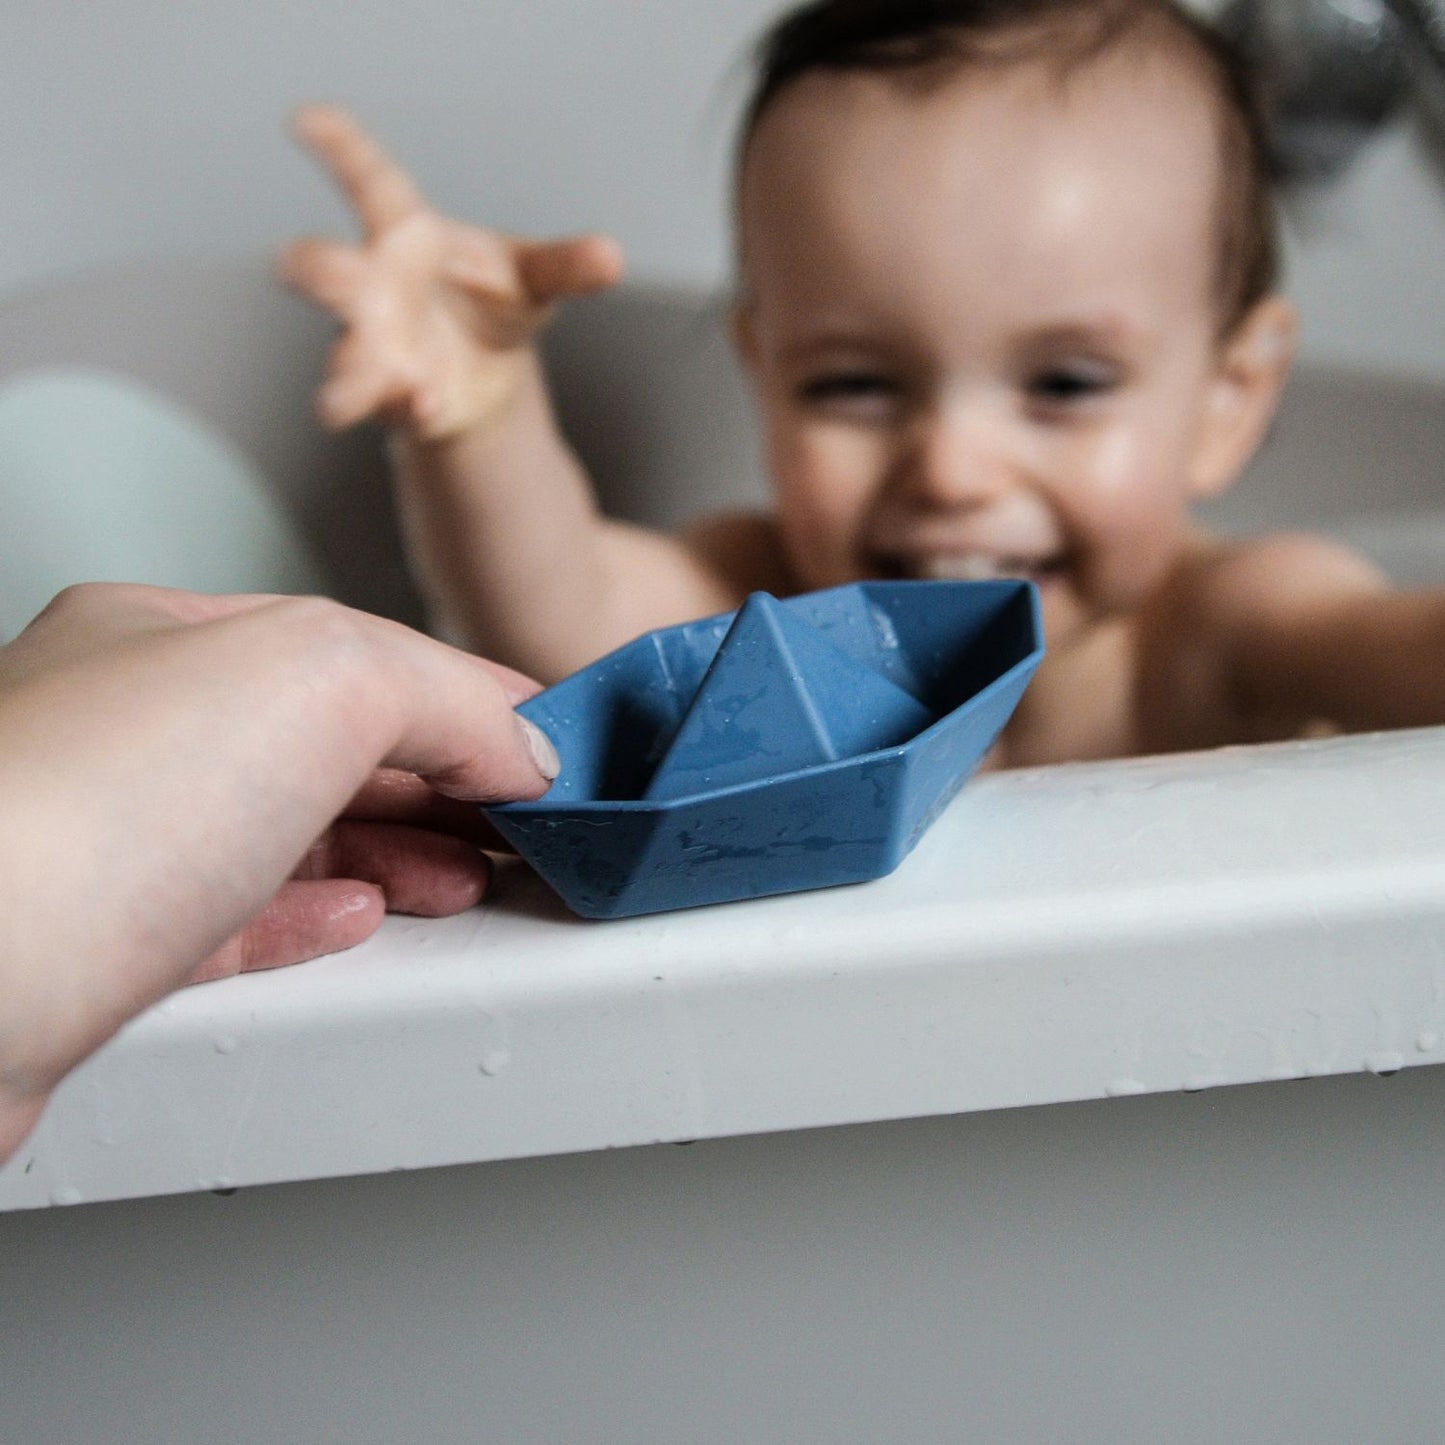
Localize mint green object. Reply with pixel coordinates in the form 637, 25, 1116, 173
0, 368, 328, 640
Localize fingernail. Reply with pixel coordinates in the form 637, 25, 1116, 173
516, 715, 560, 781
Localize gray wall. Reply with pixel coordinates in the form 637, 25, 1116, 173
1, 1, 779, 300
4, 0, 1445, 378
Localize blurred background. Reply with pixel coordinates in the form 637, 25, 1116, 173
6, 20, 1445, 1440
2, 0, 1444, 379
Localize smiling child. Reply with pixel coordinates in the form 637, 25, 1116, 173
281, 0, 1445, 767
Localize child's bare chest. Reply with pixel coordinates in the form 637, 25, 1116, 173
984, 618, 1140, 770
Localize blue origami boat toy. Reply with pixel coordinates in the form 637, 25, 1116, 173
485, 579, 1043, 919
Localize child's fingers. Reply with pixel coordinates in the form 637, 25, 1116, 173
440, 221, 526, 298
516, 234, 624, 305
318, 333, 410, 429
407, 388, 449, 435
291, 103, 426, 238
275, 236, 370, 317
318, 371, 397, 430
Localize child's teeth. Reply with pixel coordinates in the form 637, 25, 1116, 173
922, 554, 1004, 580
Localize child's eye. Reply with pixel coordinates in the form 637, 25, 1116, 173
797, 371, 902, 417
1026, 364, 1117, 408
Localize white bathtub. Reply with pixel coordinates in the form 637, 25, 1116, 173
3, 260, 1445, 1441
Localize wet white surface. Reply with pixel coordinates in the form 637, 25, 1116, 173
8, 724, 1445, 1210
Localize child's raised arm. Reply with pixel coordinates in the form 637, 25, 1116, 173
279, 106, 743, 679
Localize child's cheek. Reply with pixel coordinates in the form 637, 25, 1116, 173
774, 431, 879, 583
777, 423, 866, 513
1066, 425, 1192, 602
1076, 424, 1183, 536
1074, 425, 1148, 511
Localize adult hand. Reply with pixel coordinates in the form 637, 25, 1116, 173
0, 583, 559, 1161
278, 104, 623, 439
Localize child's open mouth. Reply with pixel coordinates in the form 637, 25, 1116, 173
875, 552, 1070, 587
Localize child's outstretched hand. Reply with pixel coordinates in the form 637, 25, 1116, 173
279, 105, 623, 440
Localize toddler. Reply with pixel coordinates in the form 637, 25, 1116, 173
281, 0, 1442, 768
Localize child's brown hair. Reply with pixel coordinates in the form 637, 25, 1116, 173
739, 0, 1278, 335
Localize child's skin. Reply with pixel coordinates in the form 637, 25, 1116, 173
280, 35, 1443, 769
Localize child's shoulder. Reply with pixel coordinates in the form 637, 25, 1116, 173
681, 509, 797, 599
1144, 529, 1390, 661
1134, 528, 1392, 752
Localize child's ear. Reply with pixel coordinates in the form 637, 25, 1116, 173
1189, 295, 1298, 501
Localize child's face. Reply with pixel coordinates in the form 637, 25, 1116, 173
735, 47, 1285, 649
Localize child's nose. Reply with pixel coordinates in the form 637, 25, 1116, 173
897, 400, 1014, 509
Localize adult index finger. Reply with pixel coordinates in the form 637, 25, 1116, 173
246, 601, 562, 804
342, 767, 509, 847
